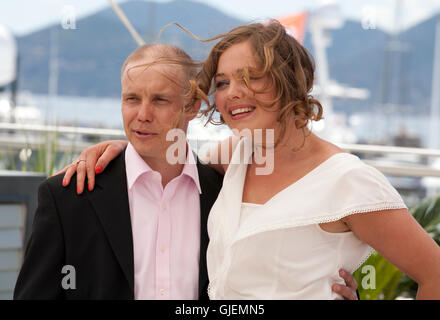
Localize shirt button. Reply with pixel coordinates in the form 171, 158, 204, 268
160, 247, 166, 253
159, 289, 165, 295
162, 204, 167, 210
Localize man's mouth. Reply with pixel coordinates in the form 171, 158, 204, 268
133, 130, 157, 137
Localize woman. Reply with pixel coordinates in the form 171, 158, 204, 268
62, 21, 440, 299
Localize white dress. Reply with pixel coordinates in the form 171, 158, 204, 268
206, 138, 407, 300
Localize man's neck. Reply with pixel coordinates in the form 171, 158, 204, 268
151, 159, 184, 188
142, 147, 189, 188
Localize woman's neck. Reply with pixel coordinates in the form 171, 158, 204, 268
272, 127, 318, 162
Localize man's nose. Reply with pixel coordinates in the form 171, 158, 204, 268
137, 101, 154, 122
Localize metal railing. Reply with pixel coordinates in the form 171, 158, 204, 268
1, 122, 440, 178
337, 143, 440, 178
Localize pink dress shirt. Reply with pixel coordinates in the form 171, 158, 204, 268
125, 142, 202, 300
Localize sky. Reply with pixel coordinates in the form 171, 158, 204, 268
1, 0, 440, 36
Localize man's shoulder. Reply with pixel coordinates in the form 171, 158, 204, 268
196, 157, 224, 190
196, 158, 222, 176
39, 171, 81, 201
42, 151, 126, 196
42, 171, 68, 193
45, 171, 64, 186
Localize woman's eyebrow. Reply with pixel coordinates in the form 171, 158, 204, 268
215, 67, 254, 81
214, 73, 225, 80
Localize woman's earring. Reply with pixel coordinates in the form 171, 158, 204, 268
213, 104, 225, 124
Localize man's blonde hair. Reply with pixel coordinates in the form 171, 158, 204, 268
121, 43, 200, 127
121, 43, 197, 85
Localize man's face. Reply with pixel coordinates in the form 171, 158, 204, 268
121, 58, 191, 163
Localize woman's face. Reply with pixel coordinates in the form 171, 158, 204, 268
214, 41, 280, 134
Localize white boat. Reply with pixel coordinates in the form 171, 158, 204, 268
0, 24, 41, 125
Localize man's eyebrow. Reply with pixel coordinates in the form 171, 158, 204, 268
122, 92, 138, 97
152, 93, 175, 99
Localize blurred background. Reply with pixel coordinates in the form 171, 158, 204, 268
0, 0, 439, 300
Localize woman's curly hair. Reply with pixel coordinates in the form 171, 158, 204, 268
189, 20, 323, 144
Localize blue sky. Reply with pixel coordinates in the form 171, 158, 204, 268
1, 0, 440, 36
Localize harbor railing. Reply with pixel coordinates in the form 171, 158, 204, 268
0, 122, 440, 178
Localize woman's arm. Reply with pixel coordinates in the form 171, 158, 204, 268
60, 135, 241, 193
60, 140, 127, 194
342, 208, 440, 299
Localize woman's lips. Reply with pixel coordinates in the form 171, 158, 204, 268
228, 105, 256, 120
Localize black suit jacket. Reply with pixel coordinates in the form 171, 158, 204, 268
14, 151, 223, 300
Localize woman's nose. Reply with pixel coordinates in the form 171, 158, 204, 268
227, 79, 245, 100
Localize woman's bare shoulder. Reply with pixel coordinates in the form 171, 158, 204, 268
319, 138, 345, 156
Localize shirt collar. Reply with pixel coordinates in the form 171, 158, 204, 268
125, 142, 201, 194
182, 144, 202, 194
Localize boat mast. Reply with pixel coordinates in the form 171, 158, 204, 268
308, 2, 369, 140
429, 16, 440, 149
48, 27, 59, 120
309, 4, 341, 122
378, 0, 410, 143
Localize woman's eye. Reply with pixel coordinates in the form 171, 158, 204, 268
215, 81, 228, 89
126, 97, 137, 101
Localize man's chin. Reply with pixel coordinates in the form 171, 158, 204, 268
134, 139, 172, 158
130, 140, 157, 155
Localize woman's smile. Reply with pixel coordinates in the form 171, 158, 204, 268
214, 41, 278, 131
228, 104, 256, 120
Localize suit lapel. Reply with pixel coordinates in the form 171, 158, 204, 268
83, 151, 220, 299
86, 151, 134, 294
196, 158, 223, 299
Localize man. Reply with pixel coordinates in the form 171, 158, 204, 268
14, 44, 358, 300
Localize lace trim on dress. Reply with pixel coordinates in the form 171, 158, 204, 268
353, 247, 376, 273
309, 202, 407, 224
234, 201, 408, 244
207, 282, 218, 300
208, 202, 406, 299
